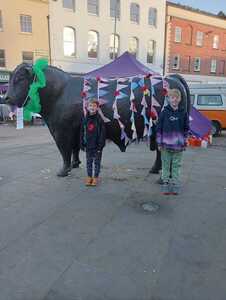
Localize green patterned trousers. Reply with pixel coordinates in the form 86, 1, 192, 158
161, 149, 183, 183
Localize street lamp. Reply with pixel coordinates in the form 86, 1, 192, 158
113, 0, 119, 60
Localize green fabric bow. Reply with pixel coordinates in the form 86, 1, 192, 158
23, 58, 48, 121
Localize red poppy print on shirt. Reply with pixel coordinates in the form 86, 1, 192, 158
87, 122, 95, 132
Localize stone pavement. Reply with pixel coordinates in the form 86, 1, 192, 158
0, 125, 226, 300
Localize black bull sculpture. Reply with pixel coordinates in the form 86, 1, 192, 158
5, 64, 190, 177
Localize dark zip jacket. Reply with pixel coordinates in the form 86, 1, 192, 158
156, 105, 189, 151
80, 113, 106, 151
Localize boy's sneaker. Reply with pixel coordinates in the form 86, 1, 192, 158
161, 182, 170, 195
171, 183, 180, 195
91, 177, 98, 186
85, 177, 92, 186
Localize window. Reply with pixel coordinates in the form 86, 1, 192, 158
194, 57, 201, 72
197, 95, 223, 106
87, 0, 99, 15
175, 27, 182, 42
147, 40, 156, 64
130, 3, 140, 24
63, 27, 76, 57
196, 31, 204, 46
128, 37, 139, 57
0, 49, 5, 67
148, 8, 157, 27
22, 51, 33, 64
88, 30, 99, 58
213, 35, 219, 49
109, 34, 120, 59
210, 59, 217, 73
172, 55, 180, 70
20, 15, 32, 33
190, 95, 195, 105
110, 0, 120, 19
63, 0, 75, 10
0, 11, 3, 31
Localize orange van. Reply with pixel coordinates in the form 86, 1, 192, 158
189, 84, 226, 136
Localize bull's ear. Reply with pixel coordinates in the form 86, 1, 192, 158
25, 65, 33, 78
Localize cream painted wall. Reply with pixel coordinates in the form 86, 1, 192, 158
49, 0, 166, 74
0, 0, 49, 71
168, 6, 226, 30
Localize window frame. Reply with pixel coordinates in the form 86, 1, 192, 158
0, 49, 6, 68
88, 30, 99, 59
196, 31, 204, 47
20, 14, 32, 33
128, 36, 139, 57
109, 33, 120, 59
22, 51, 34, 64
0, 10, 3, 31
147, 39, 156, 64
174, 26, 182, 43
194, 57, 201, 72
87, 0, 99, 16
148, 7, 157, 27
130, 3, 140, 24
110, 0, 120, 20
172, 55, 180, 70
62, 0, 75, 11
210, 59, 217, 73
63, 26, 76, 57
197, 94, 223, 106
213, 35, 219, 49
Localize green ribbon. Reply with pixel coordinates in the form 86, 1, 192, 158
23, 58, 48, 121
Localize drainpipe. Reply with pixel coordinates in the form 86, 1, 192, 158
47, 15, 52, 65
163, 7, 171, 76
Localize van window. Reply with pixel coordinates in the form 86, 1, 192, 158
197, 95, 223, 106
190, 94, 195, 105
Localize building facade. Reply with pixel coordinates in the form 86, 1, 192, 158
49, 0, 166, 74
0, 0, 49, 85
165, 2, 226, 83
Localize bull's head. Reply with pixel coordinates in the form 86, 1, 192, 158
5, 63, 33, 107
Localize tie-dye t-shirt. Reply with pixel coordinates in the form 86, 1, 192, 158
156, 105, 189, 151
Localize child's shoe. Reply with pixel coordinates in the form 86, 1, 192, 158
91, 177, 98, 186
171, 183, 180, 195
85, 177, 92, 186
161, 182, 170, 195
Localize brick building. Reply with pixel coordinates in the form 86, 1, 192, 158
165, 2, 226, 82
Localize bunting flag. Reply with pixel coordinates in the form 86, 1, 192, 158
138, 77, 145, 87
143, 126, 148, 138
151, 76, 162, 87
152, 95, 161, 107
148, 117, 153, 137
141, 106, 149, 126
118, 119, 129, 142
99, 89, 109, 97
98, 107, 111, 123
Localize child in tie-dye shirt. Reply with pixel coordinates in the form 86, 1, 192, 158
157, 89, 189, 195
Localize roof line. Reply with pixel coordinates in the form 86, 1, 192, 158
167, 1, 226, 20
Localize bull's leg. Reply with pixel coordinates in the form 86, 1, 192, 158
55, 134, 73, 177
149, 149, 162, 174
71, 131, 81, 168
72, 147, 81, 168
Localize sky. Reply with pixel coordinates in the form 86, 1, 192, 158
169, 0, 226, 14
